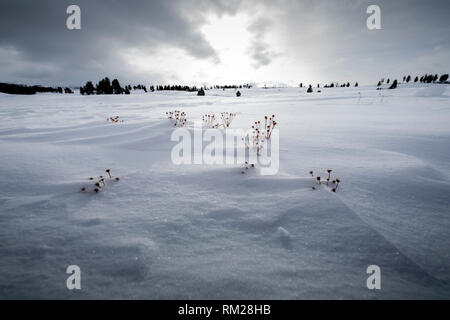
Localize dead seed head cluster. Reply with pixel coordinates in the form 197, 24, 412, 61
107, 116, 123, 123
202, 112, 236, 129
81, 169, 120, 194
166, 110, 187, 127
220, 112, 236, 128
245, 115, 277, 155
202, 113, 220, 128
263, 115, 277, 139
241, 161, 256, 174
310, 169, 341, 193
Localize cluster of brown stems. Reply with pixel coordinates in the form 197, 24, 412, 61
241, 161, 256, 174
310, 169, 341, 193
202, 112, 236, 129
166, 110, 187, 127
107, 116, 123, 123
220, 112, 236, 128
202, 113, 220, 128
81, 169, 120, 194
246, 115, 277, 155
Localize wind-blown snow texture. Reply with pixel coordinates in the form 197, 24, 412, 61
0, 84, 449, 299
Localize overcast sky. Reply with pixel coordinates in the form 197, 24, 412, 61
0, 0, 449, 87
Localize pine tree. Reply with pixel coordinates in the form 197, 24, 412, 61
439, 74, 449, 82
389, 80, 398, 89
112, 79, 123, 94
84, 81, 95, 95
96, 77, 113, 94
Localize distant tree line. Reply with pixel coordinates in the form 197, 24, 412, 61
417, 73, 448, 83
212, 84, 252, 90
0, 83, 73, 95
148, 84, 252, 92
127, 84, 147, 92
151, 85, 199, 92
300, 81, 358, 93
377, 73, 449, 89
300, 82, 358, 91
79, 78, 256, 96
80, 77, 127, 95
323, 82, 358, 88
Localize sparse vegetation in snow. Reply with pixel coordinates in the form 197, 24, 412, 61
310, 169, 341, 193
202, 112, 236, 129
244, 115, 277, 156
107, 116, 123, 123
240, 161, 255, 174
166, 110, 187, 127
81, 169, 120, 194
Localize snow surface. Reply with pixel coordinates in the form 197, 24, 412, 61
0, 84, 449, 299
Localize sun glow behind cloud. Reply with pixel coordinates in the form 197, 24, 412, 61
118, 9, 319, 86
121, 13, 267, 85
198, 12, 313, 86
1, 0, 450, 86
200, 13, 254, 83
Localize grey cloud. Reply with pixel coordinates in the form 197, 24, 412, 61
247, 17, 277, 68
0, 0, 241, 85
0, 0, 449, 86
248, 0, 450, 83
249, 41, 277, 68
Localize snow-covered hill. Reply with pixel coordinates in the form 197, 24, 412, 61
0, 84, 449, 299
